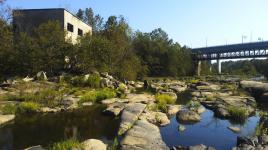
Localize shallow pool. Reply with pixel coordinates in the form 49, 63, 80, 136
0, 105, 119, 150
160, 109, 260, 150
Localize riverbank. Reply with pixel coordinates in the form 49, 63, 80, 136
0, 73, 268, 150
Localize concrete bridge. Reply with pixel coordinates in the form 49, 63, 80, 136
192, 41, 268, 75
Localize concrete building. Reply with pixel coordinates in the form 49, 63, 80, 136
13, 8, 92, 43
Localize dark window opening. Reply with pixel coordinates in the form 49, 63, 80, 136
78, 28, 83, 36
67, 23, 74, 32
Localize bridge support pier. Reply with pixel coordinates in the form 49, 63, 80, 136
217, 59, 221, 74
197, 61, 201, 76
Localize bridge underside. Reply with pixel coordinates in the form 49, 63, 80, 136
192, 41, 268, 75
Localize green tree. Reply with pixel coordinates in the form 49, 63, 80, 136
76, 9, 84, 20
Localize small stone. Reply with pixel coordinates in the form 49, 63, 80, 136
82, 102, 93, 106
228, 126, 241, 133
178, 125, 186, 132
82, 139, 107, 150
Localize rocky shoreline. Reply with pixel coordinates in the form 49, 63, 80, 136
0, 73, 268, 150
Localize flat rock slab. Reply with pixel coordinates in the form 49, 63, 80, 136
139, 111, 170, 126
118, 103, 146, 135
125, 93, 155, 104
120, 120, 169, 150
0, 115, 15, 126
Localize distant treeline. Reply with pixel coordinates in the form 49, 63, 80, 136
212, 59, 268, 78
0, 4, 196, 80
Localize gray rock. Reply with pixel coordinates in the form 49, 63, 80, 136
36, 71, 47, 81
118, 103, 146, 135
259, 135, 268, 145
189, 144, 215, 150
228, 126, 241, 133
126, 93, 155, 104
82, 139, 107, 150
176, 110, 201, 123
0, 115, 15, 126
120, 120, 169, 150
167, 105, 182, 116
139, 111, 170, 126
103, 102, 125, 116
24, 145, 45, 150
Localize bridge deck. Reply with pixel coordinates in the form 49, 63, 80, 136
192, 41, 268, 60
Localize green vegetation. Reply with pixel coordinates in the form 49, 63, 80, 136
0, 1, 195, 80
155, 93, 176, 112
227, 106, 248, 121
2, 104, 17, 114
107, 138, 119, 150
80, 88, 116, 104
16, 102, 40, 114
255, 123, 268, 136
49, 139, 82, 150
71, 74, 101, 88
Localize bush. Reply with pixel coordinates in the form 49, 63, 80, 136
155, 93, 176, 112
155, 94, 176, 104
227, 106, 247, 121
85, 74, 101, 88
71, 74, 101, 88
2, 104, 17, 114
80, 88, 116, 104
49, 139, 82, 150
16, 102, 40, 114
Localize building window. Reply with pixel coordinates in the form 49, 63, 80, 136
78, 28, 83, 36
67, 23, 73, 32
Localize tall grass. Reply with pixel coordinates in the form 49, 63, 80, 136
16, 102, 40, 114
1, 104, 17, 114
227, 106, 247, 121
80, 88, 116, 104
49, 139, 82, 150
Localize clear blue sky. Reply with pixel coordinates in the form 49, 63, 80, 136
6, 0, 268, 48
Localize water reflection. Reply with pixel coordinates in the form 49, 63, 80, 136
0, 105, 119, 150
160, 109, 260, 150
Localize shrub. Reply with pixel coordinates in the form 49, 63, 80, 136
155, 93, 176, 112
16, 102, 40, 114
2, 104, 17, 114
227, 106, 247, 121
71, 74, 101, 88
155, 93, 176, 104
117, 83, 127, 93
49, 139, 82, 150
85, 74, 101, 88
80, 88, 116, 104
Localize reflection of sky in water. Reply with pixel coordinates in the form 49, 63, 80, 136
160, 109, 260, 150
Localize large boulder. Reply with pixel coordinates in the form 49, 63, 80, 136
176, 110, 201, 123
118, 103, 146, 135
82, 139, 107, 150
120, 120, 169, 150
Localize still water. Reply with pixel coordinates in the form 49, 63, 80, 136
0, 105, 120, 150
160, 109, 260, 150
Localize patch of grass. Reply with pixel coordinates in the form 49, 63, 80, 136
206, 95, 214, 101
2, 104, 17, 115
71, 74, 101, 88
227, 106, 248, 121
49, 139, 82, 150
0, 94, 23, 101
117, 83, 127, 93
80, 88, 116, 104
155, 93, 176, 113
22, 89, 64, 108
16, 102, 40, 114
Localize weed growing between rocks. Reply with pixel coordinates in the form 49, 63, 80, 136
16, 102, 40, 114
49, 139, 82, 150
155, 93, 176, 112
79, 88, 116, 104
227, 106, 247, 122
1, 103, 17, 114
